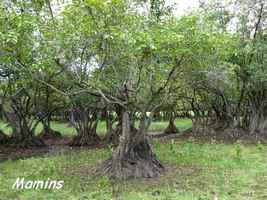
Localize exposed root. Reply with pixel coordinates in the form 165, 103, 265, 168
39, 128, 62, 140
70, 133, 101, 147
98, 157, 163, 179
99, 112, 164, 178
164, 121, 179, 134
97, 138, 164, 179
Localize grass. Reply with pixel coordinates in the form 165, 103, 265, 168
0, 118, 192, 137
0, 141, 267, 199
1, 119, 267, 199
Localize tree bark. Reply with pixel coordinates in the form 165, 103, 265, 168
4, 112, 45, 147
39, 116, 62, 140
69, 107, 101, 146
103, 109, 117, 145
97, 111, 164, 178
71, 123, 100, 146
39, 127, 62, 140
104, 116, 114, 142
164, 117, 179, 134
0, 130, 8, 144
245, 90, 267, 136
104, 107, 122, 146
248, 112, 267, 135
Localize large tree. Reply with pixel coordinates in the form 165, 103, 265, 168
0, 0, 66, 146
54, 0, 211, 178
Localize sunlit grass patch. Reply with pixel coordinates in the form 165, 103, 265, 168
0, 118, 192, 137
1, 139, 266, 200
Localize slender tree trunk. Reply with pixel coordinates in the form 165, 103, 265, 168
98, 111, 164, 178
164, 116, 178, 134
0, 129, 8, 144
104, 111, 116, 145
103, 108, 115, 144
39, 115, 61, 139
104, 107, 123, 146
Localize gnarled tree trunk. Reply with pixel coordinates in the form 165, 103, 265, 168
70, 106, 101, 146
5, 112, 44, 147
248, 109, 267, 136
98, 111, 164, 178
245, 90, 267, 136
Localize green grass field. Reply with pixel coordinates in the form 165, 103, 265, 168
1, 119, 267, 200
0, 141, 267, 200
